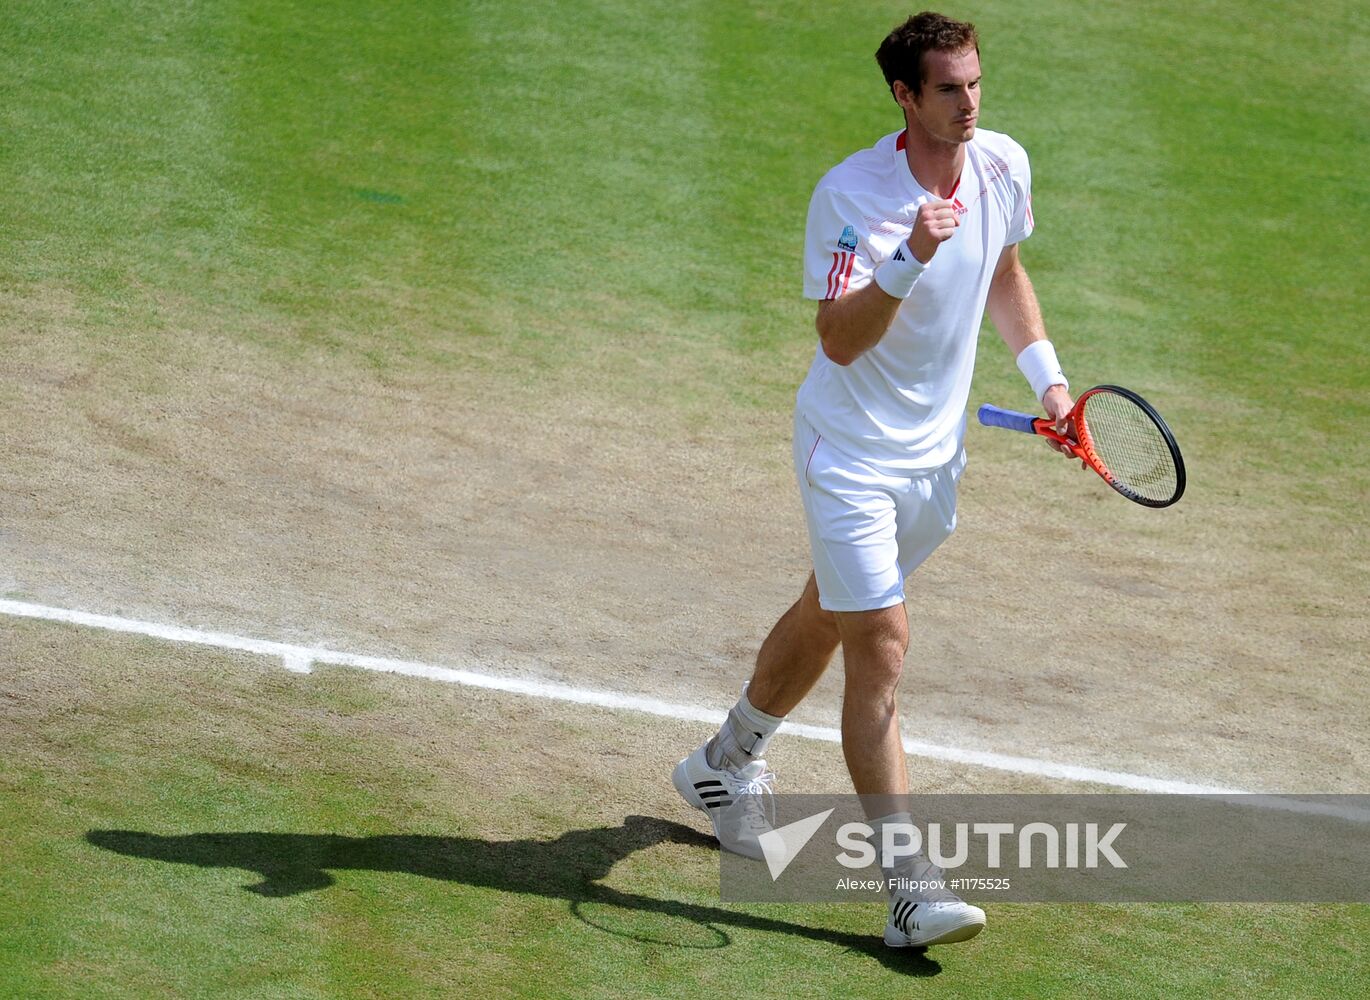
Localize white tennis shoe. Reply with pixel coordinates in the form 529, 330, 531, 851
672, 743, 777, 860
884, 854, 986, 947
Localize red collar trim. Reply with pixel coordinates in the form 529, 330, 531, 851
897, 130, 962, 199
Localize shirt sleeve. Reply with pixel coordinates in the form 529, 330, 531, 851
1005, 141, 1035, 246
803, 184, 875, 300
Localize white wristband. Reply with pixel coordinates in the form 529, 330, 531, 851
1016, 339, 1068, 402
872, 242, 928, 299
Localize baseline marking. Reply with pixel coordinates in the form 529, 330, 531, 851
3, 598, 1364, 822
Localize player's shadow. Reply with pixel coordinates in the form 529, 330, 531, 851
87, 816, 938, 975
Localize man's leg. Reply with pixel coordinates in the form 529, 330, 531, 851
834, 601, 984, 947
673, 573, 840, 857
744, 573, 842, 717
703, 573, 839, 772
833, 603, 910, 796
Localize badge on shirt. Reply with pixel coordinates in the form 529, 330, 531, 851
837, 225, 858, 252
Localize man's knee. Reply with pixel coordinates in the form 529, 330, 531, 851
836, 605, 908, 689
854, 639, 909, 692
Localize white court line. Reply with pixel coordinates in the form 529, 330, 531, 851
3, 597, 1366, 823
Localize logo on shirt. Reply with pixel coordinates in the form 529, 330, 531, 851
837, 225, 858, 252
952, 197, 967, 217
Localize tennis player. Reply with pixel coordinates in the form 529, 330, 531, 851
674, 11, 1076, 948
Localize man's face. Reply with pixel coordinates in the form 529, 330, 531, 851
907, 47, 981, 145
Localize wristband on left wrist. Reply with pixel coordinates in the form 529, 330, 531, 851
1016, 340, 1068, 403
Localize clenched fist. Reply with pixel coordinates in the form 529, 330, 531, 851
907, 199, 959, 264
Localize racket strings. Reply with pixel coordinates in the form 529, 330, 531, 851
1080, 392, 1178, 502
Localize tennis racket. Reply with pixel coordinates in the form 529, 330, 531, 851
978, 385, 1186, 508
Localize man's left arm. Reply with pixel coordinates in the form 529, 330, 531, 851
986, 243, 1076, 454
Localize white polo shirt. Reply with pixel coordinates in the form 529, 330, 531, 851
798, 127, 1034, 473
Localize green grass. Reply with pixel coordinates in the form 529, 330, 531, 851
2, 619, 1366, 998
2, 1, 1368, 995
4, 2, 1365, 463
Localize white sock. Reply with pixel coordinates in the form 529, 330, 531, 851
869, 811, 918, 892
705, 687, 784, 770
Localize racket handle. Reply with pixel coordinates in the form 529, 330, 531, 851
977, 404, 1039, 434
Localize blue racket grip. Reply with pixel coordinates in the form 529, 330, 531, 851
978, 404, 1040, 435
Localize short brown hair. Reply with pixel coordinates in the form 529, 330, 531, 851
875, 11, 979, 100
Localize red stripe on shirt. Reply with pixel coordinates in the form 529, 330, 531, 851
839, 252, 856, 295
825, 251, 843, 298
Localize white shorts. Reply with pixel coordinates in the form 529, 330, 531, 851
794, 412, 965, 612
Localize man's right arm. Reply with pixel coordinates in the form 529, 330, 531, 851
814, 198, 959, 367
815, 283, 903, 366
